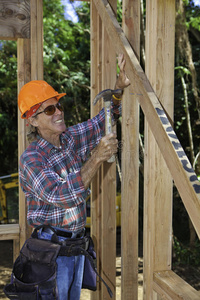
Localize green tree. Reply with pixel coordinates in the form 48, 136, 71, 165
0, 41, 18, 176
43, 0, 90, 126
174, 0, 200, 247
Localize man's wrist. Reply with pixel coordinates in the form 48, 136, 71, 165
114, 82, 123, 89
112, 94, 122, 101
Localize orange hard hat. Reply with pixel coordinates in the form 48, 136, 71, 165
18, 80, 66, 119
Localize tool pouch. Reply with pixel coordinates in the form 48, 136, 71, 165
82, 236, 97, 291
4, 238, 61, 300
4, 225, 113, 299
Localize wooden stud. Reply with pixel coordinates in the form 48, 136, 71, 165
121, 0, 140, 299
143, 1, 175, 298
30, 0, 37, 79
101, 2, 117, 296
36, 0, 43, 79
17, 0, 43, 250
90, 2, 102, 299
30, 0, 43, 80
17, 38, 31, 249
91, 1, 117, 299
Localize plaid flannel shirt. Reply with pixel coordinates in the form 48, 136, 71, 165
19, 104, 121, 231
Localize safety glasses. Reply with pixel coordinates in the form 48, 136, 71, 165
34, 102, 64, 117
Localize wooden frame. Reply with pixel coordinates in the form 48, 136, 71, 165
91, 0, 200, 299
0, 0, 200, 299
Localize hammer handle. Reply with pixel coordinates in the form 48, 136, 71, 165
105, 102, 115, 163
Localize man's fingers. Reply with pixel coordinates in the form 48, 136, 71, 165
117, 53, 124, 63
118, 53, 126, 70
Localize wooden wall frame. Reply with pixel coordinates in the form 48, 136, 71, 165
0, 0, 200, 299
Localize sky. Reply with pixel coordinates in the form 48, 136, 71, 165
61, 0, 79, 22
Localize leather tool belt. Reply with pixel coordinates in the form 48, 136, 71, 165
4, 225, 113, 299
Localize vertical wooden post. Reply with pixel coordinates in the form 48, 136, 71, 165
91, 2, 103, 299
30, 0, 43, 80
17, 38, 31, 248
18, 0, 43, 248
101, 10, 117, 297
143, 0, 175, 299
91, 0, 117, 298
121, 0, 140, 299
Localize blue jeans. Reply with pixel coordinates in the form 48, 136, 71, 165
38, 227, 85, 300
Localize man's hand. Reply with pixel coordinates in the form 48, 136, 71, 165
94, 133, 118, 163
81, 133, 118, 189
115, 53, 130, 90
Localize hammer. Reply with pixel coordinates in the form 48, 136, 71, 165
93, 89, 123, 163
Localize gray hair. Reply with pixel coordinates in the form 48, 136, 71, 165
27, 124, 38, 143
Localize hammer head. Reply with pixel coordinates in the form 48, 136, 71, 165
93, 89, 123, 105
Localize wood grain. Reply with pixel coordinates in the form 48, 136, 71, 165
121, 0, 140, 299
154, 271, 200, 300
0, 0, 30, 39
143, 1, 175, 299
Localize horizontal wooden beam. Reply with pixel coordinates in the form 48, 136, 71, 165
0, 224, 20, 240
154, 270, 200, 300
93, 0, 200, 239
0, 0, 30, 40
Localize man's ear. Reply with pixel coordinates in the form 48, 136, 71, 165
28, 116, 38, 127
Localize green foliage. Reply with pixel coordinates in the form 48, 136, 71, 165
185, 0, 200, 31
174, 0, 200, 159
42, 0, 90, 126
0, 41, 18, 176
117, 0, 122, 24
175, 66, 191, 77
173, 0, 200, 252
173, 236, 200, 266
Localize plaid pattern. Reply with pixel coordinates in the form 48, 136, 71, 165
19, 104, 121, 231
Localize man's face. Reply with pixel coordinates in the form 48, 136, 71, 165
30, 97, 66, 138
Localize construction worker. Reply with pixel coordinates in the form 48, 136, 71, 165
18, 54, 130, 300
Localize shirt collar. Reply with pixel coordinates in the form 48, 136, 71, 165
36, 132, 67, 154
